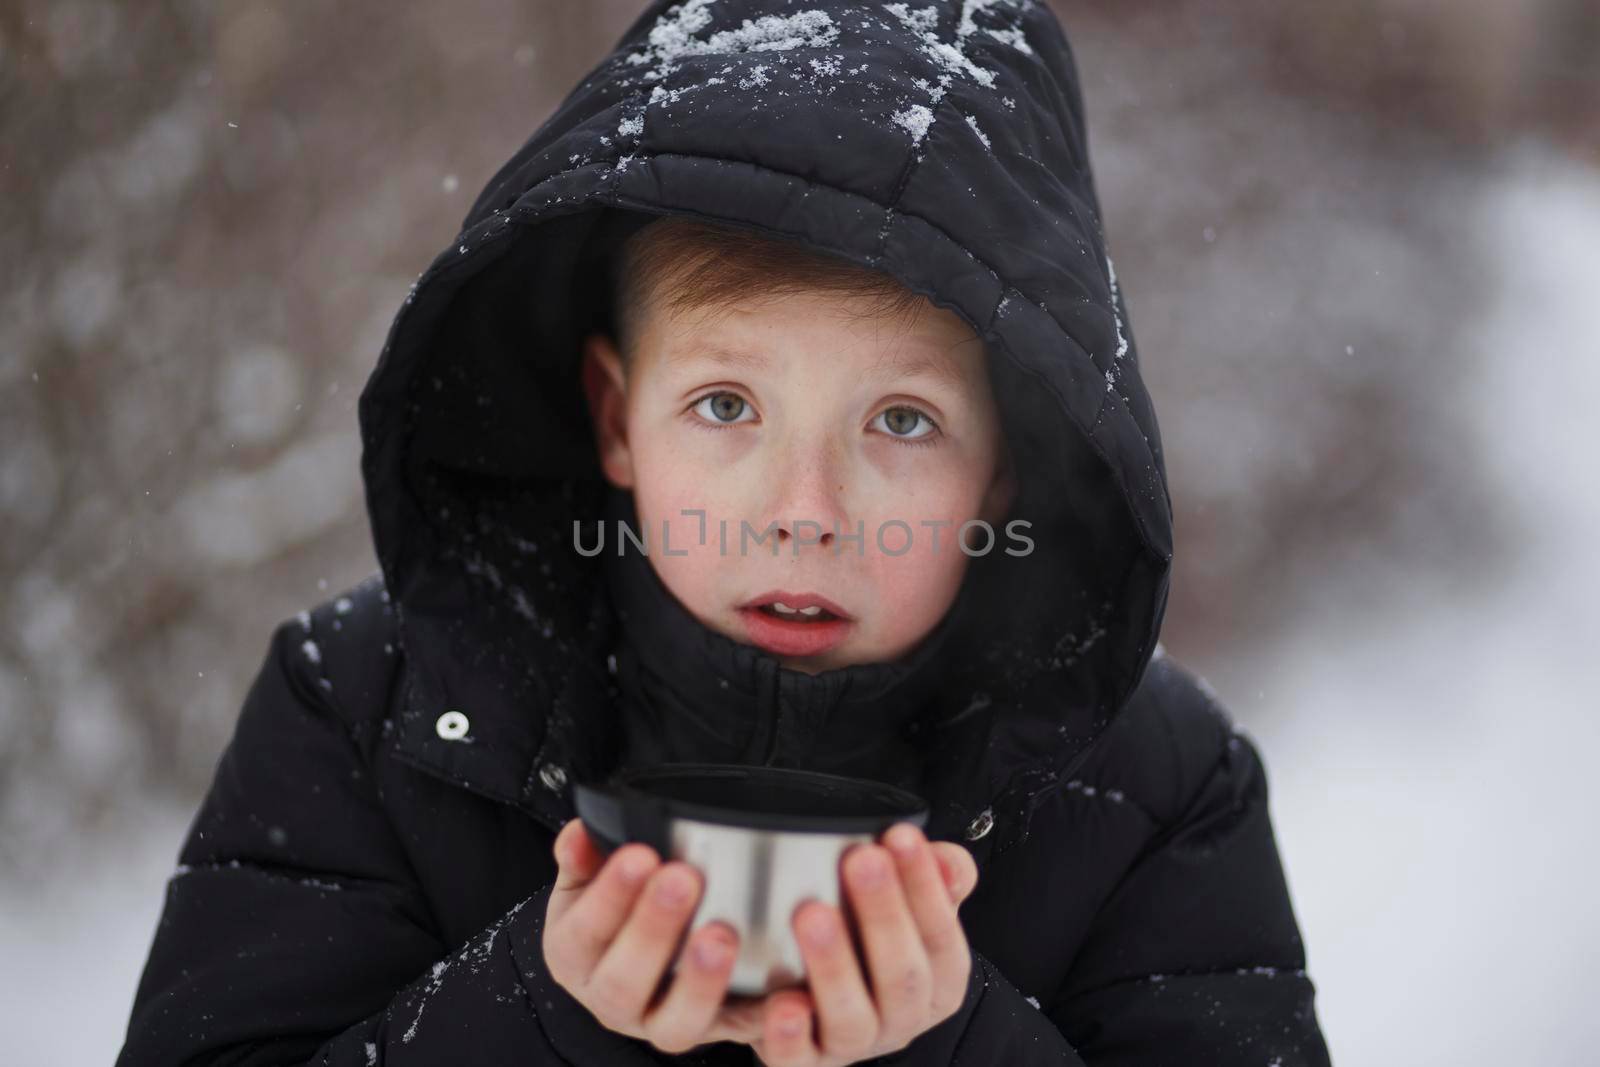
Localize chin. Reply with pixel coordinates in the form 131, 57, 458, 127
778, 644, 869, 674
788, 650, 849, 672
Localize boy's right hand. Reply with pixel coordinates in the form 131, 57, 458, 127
542, 818, 761, 1054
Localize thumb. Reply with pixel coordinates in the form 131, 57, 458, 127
551, 818, 606, 897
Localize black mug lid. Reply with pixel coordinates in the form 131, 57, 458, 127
575, 762, 929, 853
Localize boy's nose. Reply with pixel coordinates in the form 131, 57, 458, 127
768, 518, 837, 551
756, 445, 851, 553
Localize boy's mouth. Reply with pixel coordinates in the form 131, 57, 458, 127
739, 591, 853, 621
737, 592, 854, 657
754, 602, 842, 622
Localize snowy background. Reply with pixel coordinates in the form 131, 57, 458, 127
2, 2, 1596, 1063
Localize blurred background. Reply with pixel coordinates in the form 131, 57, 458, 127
2, 1, 1595, 1062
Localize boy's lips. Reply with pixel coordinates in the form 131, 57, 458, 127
736, 605, 854, 657
739, 590, 854, 620
736, 590, 855, 657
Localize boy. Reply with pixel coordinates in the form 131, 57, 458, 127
117, 2, 1331, 1065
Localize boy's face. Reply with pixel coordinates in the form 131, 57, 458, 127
581, 287, 1015, 675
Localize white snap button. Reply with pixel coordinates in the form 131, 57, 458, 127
539, 762, 568, 791
964, 807, 994, 841
435, 710, 470, 741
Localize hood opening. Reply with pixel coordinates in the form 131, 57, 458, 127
366, 201, 1163, 820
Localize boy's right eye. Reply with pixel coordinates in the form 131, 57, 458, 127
690, 391, 757, 427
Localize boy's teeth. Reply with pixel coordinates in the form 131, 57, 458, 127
765, 601, 832, 620
772, 601, 823, 616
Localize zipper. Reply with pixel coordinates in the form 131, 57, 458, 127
745, 656, 782, 765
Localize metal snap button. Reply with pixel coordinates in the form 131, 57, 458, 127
539, 762, 568, 792
435, 710, 470, 741
964, 807, 994, 841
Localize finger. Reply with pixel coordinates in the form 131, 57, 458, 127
929, 841, 979, 904
884, 824, 971, 1017
760, 988, 817, 1066
584, 861, 702, 1026
551, 819, 605, 893
792, 897, 878, 1059
548, 842, 660, 971
640, 920, 740, 1054
707, 992, 769, 1046
842, 843, 933, 1049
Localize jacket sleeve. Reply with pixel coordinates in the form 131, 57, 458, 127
858, 944, 1088, 1066
112, 615, 659, 1066
870, 725, 1330, 1066
1039, 726, 1332, 1066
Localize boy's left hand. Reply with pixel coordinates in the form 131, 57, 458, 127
736, 823, 980, 1067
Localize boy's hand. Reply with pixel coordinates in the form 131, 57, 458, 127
542, 819, 762, 1054
750, 823, 981, 1067
541, 818, 978, 1062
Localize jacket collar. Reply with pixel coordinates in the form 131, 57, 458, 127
385, 480, 992, 845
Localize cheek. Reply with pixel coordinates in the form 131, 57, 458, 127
626, 446, 747, 620
851, 466, 988, 653
627, 411, 749, 515
630, 446, 748, 546
855, 453, 995, 548
859, 536, 969, 659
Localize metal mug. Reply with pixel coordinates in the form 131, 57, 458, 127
573, 762, 929, 996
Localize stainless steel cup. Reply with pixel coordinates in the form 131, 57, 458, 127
574, 762, 928, 996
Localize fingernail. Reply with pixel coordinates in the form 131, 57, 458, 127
692, 934, 731, 969
654, 866, 692, 906
851, 848, 888, 888
800, 905, 836, 947
618, 849, 654, 884
886, 823, 921, 857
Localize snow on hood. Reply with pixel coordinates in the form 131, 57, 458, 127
356, 0, 1173, 850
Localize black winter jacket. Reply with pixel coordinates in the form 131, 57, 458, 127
117, 2, 1332, 1063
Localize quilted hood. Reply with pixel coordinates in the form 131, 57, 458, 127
356, 0, 1173, 851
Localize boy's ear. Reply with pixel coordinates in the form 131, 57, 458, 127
579, 332, 635, 490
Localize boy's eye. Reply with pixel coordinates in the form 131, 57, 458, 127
691, 391, 756, 425
871, 405, 939, 441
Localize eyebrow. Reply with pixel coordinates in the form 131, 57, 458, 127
864, 349, 970, 391
666, 342, 770, 372
669, 342, 970, 391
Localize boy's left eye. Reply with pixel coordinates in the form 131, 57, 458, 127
871, 405, 939, 441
